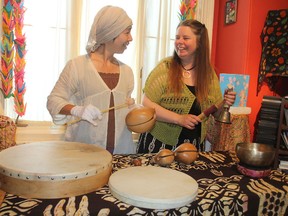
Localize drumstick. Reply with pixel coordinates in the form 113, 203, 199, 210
67, 99, 135, 126
157, 150, 198, 158
197, 102, 222, 120
157, 153, 175, 158
197, 86, 234, 120
100, 103, 128, 113
174, 150, 198, 153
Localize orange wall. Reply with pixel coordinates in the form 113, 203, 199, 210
212, 0, 288, 141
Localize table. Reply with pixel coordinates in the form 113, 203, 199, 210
0, 151, 288, 216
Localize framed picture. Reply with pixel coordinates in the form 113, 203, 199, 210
225, 0, 237, 24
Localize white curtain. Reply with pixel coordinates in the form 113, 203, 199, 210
196, 0, 215, 50
2, 0, 214, 121
4, 0, 70, 121
140, 0, 180, 98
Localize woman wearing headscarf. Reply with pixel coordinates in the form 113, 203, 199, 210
47, 6, 135, 154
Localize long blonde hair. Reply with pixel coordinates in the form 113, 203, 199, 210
168, 19, 214, 104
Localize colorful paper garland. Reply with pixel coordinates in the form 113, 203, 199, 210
1, 0, 26, 117
178, 0, 197, 21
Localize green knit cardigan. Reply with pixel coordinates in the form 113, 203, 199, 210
143, 57, 223, 146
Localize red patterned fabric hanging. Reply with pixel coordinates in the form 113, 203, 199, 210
257, 9, 288, 95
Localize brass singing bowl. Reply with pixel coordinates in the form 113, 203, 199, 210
235, 143, 276, 167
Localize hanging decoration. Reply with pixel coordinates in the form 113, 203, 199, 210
1, 0, 15, 98
1, 0, 27, 117
13, 0, 26, 116
257, 9, 288, 95
178, 0, 197, 21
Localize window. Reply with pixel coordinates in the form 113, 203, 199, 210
4, 0, 70, 121
2, 0, 214, 122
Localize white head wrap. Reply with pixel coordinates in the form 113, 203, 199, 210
86, 6, 132, 53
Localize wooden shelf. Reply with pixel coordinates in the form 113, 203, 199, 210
281, 124, 288, 130
279, 149, 288, 156
274, 97, 288, 168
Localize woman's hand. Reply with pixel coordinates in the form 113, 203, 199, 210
142, 94, 201, 129
70, 104, 102, 126
177, 114, 202, 130
224, 91, 236, 106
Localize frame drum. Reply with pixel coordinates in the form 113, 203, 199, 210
0, 141, 112, 199
108, 166, 198, 209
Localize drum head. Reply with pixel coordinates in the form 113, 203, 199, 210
0, 141, 112, 198
108, 166, 198, 209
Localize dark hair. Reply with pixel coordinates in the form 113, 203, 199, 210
168, 19, 214, 104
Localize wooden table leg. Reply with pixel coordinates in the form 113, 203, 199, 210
0, 189, 6, 207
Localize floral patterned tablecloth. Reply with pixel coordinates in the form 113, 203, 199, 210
0, 151, 287, 216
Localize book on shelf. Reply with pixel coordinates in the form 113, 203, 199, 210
279, 155, 288, 162
281, 131, 288, 147
259, 112, 280, 120
255, 138, 276, 146
257, 120, 279, 129
259, 107, 280, 115
279, 156, 288, 173
279, 165, 288, 174
262, 96, 282, 110
262, 95, 282, 103
258, 115, 279, 122
279, 162, 288, 171
256, 124, 278, 130
281, 132, 288, 149
255, 129, 277, 137
280, 160, 288, 166
285, 108, 288, 126
261, 102, 281, 109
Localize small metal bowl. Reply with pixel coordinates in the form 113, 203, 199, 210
235, 143, 276, 168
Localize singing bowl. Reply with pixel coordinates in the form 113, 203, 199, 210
235, 143, 276, 167
174, 143, 198, 165
126, 106, 156, 133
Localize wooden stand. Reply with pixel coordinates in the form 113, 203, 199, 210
274, 97, 288, 168
0, 189, 5, 207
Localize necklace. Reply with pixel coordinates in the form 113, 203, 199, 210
181, 64, 196, 79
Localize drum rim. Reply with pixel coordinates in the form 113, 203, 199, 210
108, 166, 198, 209
0, 141, 112, 181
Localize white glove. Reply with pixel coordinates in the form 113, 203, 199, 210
126, 98, 136, 109
71, 104, 102, 126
